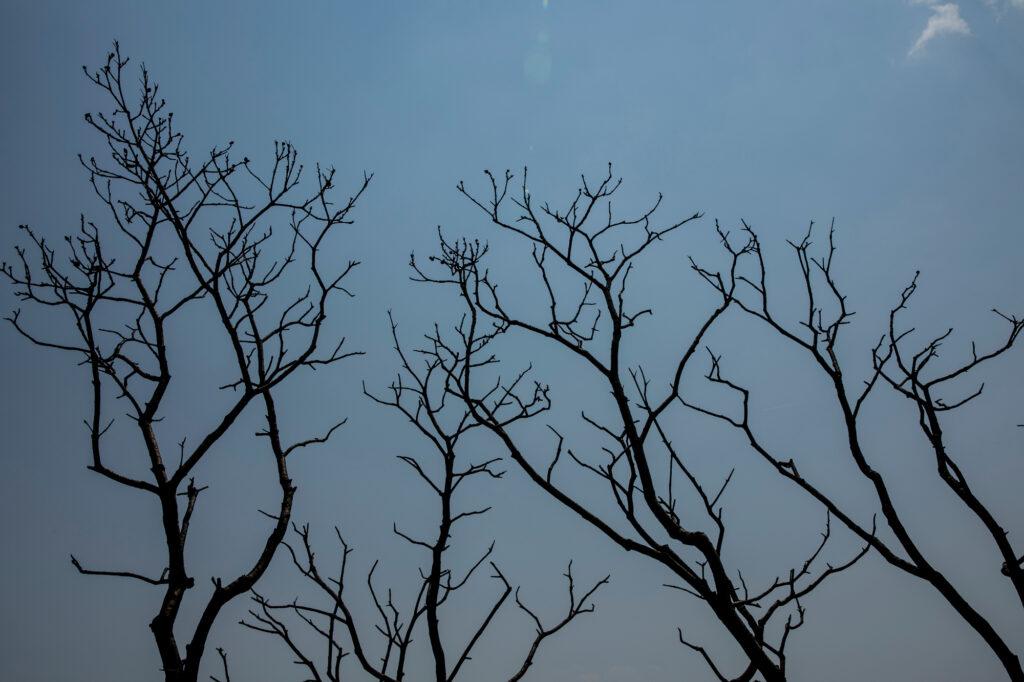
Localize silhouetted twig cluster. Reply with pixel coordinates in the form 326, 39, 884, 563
5, 45, 1023, 682
405, 168, 1024, 682
3, 44, 368, 682
235, 314, 607, 681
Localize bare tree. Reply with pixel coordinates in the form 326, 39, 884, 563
684, 221, 1024, 680
236, 314, 608, 681
408, 167, 869, 682
2, 45, 370, 682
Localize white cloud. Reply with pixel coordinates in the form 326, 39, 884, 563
909, 3, 971, 56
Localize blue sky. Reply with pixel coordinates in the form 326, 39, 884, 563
1, 2, 1023, 681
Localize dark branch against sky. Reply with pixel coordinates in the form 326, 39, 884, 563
1, 2, 1023, 681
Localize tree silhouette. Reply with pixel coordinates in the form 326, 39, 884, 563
2, 45, 370, 682
230, 314, 608, 681
684, 220, 1024, 680
409, 167, 870, 682
6, 44, 1021, 682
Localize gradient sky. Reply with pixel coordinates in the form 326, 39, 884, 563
2, 2, 1023, 681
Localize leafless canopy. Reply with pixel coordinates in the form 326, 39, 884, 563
237, 314, 607, 681
2, 45, 369, 682
685, 220, 1024, 681
407, 167, 869, 682
8, 41, 1022, 680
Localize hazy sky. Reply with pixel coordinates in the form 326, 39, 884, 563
1, 2, 1023, 681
